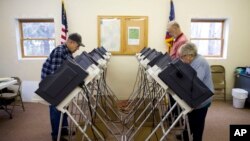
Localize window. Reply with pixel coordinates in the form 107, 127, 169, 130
19, 19, 55, 58
190, 19, 225, 58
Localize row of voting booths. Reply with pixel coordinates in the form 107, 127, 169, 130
35, 46, 213, 141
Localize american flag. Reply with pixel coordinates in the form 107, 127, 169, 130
165, 0, 175, 52
61, 0, 68, 44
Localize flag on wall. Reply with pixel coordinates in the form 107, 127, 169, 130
165, 0, 175, 52
61, 0, 68, 44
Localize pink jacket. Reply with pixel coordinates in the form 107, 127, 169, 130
170, 33, 188, 59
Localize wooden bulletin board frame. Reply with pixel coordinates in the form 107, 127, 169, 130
98, 16, 148, 55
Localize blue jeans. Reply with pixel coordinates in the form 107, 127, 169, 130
49, 105, 68, 137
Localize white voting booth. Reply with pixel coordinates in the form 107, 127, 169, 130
36, 47, 213, 141
121, 49, 192, 141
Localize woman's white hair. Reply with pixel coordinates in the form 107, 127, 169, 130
178, 42, 198, 57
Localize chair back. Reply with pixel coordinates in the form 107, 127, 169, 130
210, 65, 226, 101
211, 65, 225, 88
11, 77, 21, 93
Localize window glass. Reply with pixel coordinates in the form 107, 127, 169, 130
190, 19, 225, 58
23, 40, 55, 56
22, 22, 55, 38
19, 19, 55, 58
191, 22, 222, 38
191, 40, 221, 56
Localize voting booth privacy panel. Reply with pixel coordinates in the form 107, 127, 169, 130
33, 46, 214, 141
158, 59, 214, 108
35, 46, 109, 107
35, 58, 89, 106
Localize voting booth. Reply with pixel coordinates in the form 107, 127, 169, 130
35, 47, 213, 141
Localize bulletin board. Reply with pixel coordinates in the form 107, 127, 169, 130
98, 16, 148, 55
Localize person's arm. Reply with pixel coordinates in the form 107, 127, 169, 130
192, 59, 214, 92
195, 64, 206, 81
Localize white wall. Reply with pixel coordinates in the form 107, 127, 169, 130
0, 0, 250, 101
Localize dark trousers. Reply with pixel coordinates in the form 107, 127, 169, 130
187, 106, 209, 141
49, 105, 68, 138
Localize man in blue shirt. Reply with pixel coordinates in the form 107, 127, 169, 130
41, 33, 85, 141
178, 42, 214, 141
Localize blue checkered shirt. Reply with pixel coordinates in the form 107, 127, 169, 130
41, 44, 73, 80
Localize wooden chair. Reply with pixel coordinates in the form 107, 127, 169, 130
0, 77, 25, 118
210, 65, 226, 101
